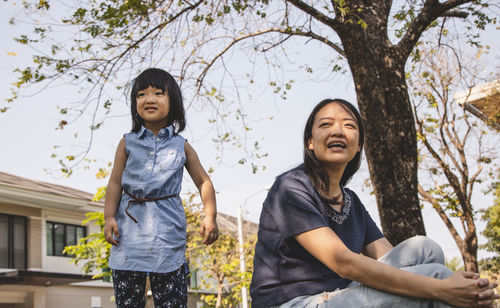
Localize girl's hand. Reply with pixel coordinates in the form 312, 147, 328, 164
440, 271, 499, 307
200, 216, 219, 245
104, 217, 120, 246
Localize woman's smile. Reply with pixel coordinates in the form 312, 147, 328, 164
326, 139, 347, 151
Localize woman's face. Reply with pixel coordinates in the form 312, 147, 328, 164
308, 102, 361, 169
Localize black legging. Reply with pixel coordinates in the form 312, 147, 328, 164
112, 265, 188, 308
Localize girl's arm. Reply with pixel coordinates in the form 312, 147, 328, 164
104, 138, 127, 246
295, 227, 498, 307
184, 141, 219, 245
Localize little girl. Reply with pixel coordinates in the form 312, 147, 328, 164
104, 68, 219, 308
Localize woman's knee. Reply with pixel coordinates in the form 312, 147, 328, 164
409, 263, 453, 280
401, 236, 445, 265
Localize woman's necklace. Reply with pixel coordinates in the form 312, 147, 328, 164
323, 193, 343, 206
322, 186, 352, 224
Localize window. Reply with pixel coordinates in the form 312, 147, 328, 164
46, 221, 86, 257
0, 213, 27, 270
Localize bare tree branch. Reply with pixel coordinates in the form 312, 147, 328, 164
286, 0, 341, 30
441, 10, 469, 18
195, 27, 345, 88
418, 184, 464, 247
398, 0, 473, 58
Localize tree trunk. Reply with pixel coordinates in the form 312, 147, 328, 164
460, 243, 479, 273
463, 218, 478, 272
337, 22, 426, 245
216, 276, 224, 308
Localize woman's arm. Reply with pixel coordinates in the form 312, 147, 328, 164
184, 141, 219, 245
104, 138, 127, 246
363, 237, 393, 259
295, 227, 497, 307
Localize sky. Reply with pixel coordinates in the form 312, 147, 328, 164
0, 1, 498, 262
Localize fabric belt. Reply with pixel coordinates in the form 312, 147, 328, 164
123, 189, 178, 223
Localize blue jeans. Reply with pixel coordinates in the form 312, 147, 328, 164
278, 236, 457, 308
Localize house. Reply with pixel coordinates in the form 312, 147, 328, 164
454, 79, 500, 130
0, 171, 257, 308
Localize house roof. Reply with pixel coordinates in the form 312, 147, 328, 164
0, 171, 94, 201
217, 212, 259, 235
454, 79, 500, 130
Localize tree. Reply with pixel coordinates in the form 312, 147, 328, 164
408, 42, 499, 272
6, 1, 498, 244
479, 181, 500, 274
185, 194, 256, 308
63, 211, 112, 281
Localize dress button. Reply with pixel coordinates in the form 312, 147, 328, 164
156, 138, 160, 142
150, 151, 154, 155
148, 166, 152, 170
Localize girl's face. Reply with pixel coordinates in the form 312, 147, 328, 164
136, 86, 170, 130
308, 102, 361, 169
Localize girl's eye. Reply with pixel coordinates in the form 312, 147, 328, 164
137, 93, 145, 97
155, 91, 164, 96
319, 122, 330, 127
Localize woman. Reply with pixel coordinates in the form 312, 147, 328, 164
250, 99, 498, 307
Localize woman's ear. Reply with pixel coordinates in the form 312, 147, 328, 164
308, 139, 314, 151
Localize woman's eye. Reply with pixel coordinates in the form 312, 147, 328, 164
319, 123, 330, 127
137, 93, 145, 97
155, 92, 164, 96
345, 123, 357, 128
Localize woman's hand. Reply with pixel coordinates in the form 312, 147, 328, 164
440, 271, 499, 307
476, 275, 500, 307
104, 217, 120, 246
200, 216, 219, 245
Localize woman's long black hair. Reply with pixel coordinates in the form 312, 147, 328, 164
130, 68, 186, 134
303, 98, 365, 199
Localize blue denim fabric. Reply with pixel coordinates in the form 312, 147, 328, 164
277, 236, 457, 308
109, 125, 187, 273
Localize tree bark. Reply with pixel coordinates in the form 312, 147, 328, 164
460, 239, 479, 272
463, 215, 478, 272
335, 7, 426, 245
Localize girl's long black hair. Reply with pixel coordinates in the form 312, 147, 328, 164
303, 98, 365, 199
130, 68, 186, 134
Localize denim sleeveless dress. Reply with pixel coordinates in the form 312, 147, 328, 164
109, 125, 187, 273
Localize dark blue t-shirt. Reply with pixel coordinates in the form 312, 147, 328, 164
250, 165, 384, 307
